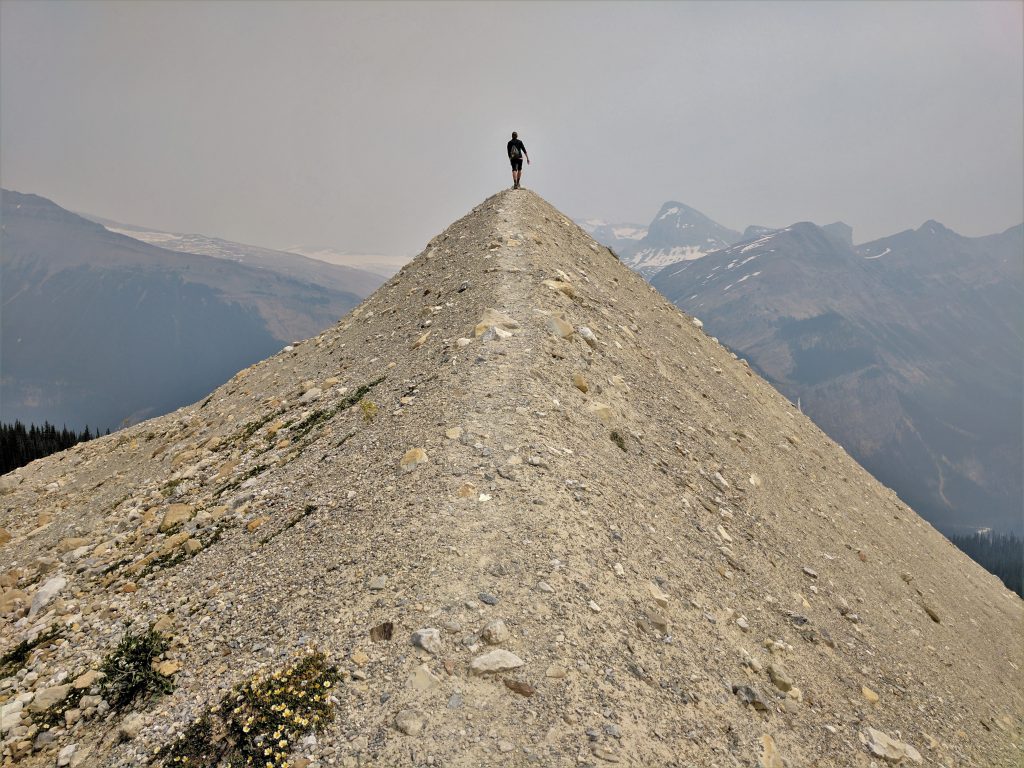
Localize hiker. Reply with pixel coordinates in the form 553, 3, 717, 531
507, 131, 530, 189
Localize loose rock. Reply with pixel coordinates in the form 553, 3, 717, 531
470, 649, 525, 675
395, 709, 426, 736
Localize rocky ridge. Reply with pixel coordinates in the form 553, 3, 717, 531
0, 190, 1021, 767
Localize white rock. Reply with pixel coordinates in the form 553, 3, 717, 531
0, 699, 23, 735
407, 663, 441, 691
865, 727, 923, 764
470, 649, 525, 674
299, 387, 322, 404
57, 744, 77, 767
395, 709, 426, 736
586, 401, 614, 422
474, 308, 519, 337
29, 576, 67, 619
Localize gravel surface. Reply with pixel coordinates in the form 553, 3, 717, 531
1, 189, 1021, 767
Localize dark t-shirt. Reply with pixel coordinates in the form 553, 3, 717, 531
507, 139, 526, 158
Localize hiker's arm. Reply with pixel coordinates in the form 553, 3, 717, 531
525, 150, 531, 164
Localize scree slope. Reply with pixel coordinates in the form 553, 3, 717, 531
1, 190, 1021, 767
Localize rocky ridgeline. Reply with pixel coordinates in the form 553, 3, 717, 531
0, 190, 1021, 767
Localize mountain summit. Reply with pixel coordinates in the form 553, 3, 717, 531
623, 201, 742, 276
0, 191, 1020, 767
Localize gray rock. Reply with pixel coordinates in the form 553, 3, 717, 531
28, 683, 71, 713
732, 683, 771, 711
865, 728, 923, 764
118, 713, 145, 741
411, 628, 443, 656
480, 619, 510, 645
28, 575, 67, 619
767, 664, 794, 692
395, 709, 426, 736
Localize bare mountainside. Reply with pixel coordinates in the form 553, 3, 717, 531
1, 190, 364, 430
651, 221, 1024, 535
0, 191, 1021, 768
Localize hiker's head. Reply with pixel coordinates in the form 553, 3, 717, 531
511, 132, 518, 139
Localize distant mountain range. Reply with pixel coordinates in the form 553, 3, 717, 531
624, 201, 743, 276
1, 190, 378, 430
86, 216, 387, 297
84, 213, 410, 282
282, 245, 410, 278
579, 202, 854, 276
650, 218, 1023, 534
577, 219, 648, 260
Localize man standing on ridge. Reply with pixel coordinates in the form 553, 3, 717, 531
507, 131, 530, 189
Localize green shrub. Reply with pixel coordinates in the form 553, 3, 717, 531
610, 430, 627, 451
100, 628, 174, 710
157, 651, 340, 767
358, 399, 378, 422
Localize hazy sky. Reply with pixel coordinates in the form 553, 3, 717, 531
2, 0, 1022, 255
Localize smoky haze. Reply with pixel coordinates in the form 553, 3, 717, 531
1, 0, 1021, 255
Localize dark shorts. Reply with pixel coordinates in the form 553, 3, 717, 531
510, 158, 523, 171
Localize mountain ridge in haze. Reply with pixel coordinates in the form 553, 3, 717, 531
652, 217, 1024, 534
1, 189, 366, 430
0, 189, 1020, 767
82, 214, 387, 298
